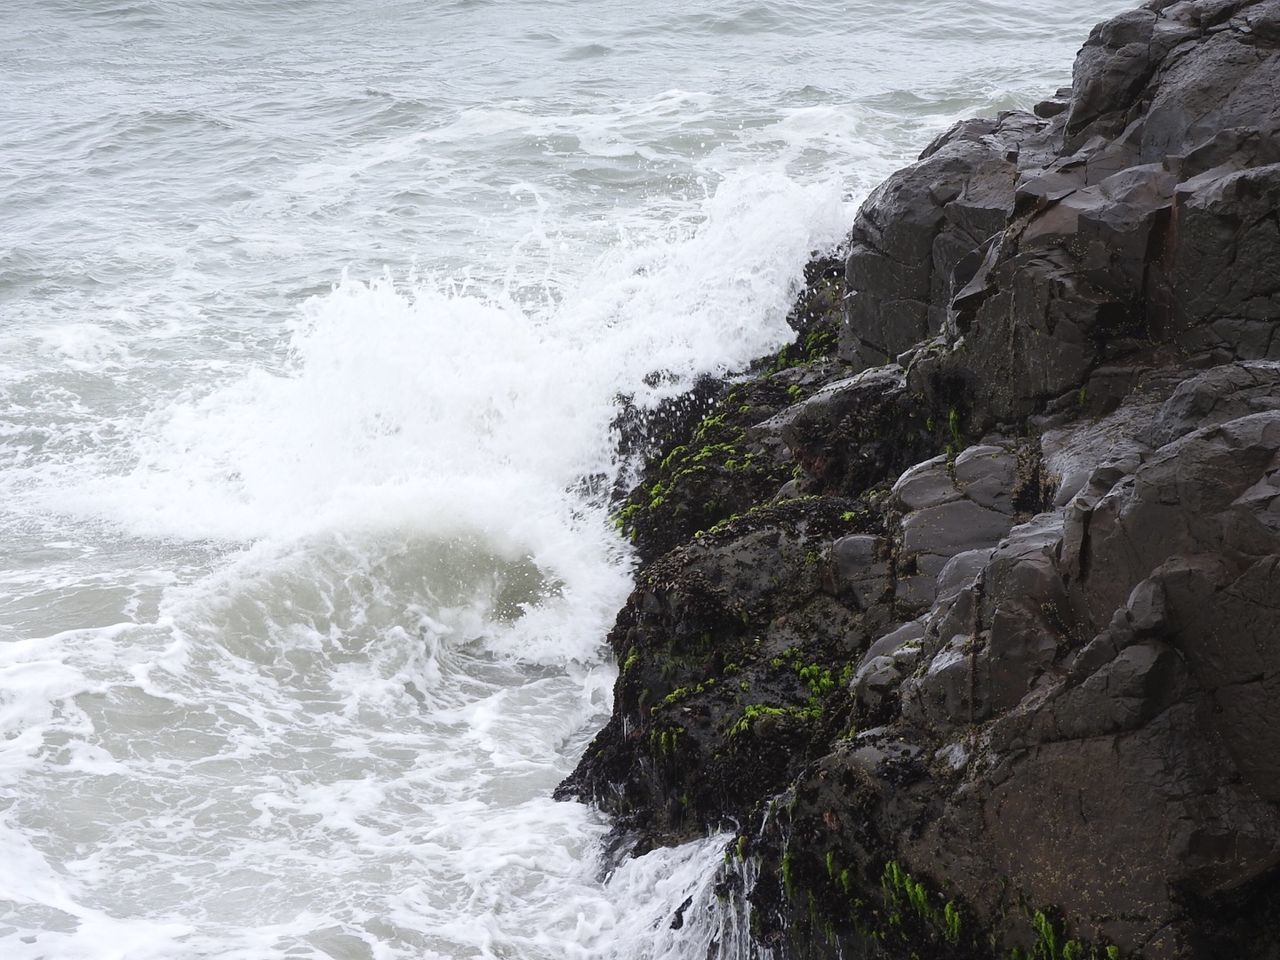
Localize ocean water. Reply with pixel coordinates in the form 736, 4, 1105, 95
2, 2, 1131, 957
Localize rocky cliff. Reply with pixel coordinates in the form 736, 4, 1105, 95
558, 2, 1280, 958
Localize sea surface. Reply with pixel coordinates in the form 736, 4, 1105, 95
2, 2, 1131, 957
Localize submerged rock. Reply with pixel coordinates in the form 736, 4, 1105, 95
560, 3, 1280, 958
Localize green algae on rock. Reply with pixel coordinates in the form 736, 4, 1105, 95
560, 2, 1280, 957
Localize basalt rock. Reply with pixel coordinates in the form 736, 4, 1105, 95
753, 364, 938, 498
841, 112, 1059, 370
610, 257, 853, 564
561, 3, 1280, 958
748, 371, 1280, 960
555, 495, 884, 847
842, 0, 1280, 432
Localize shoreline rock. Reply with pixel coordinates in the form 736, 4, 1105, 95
560, 2, 1280, 957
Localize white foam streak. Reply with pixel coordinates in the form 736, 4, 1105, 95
31, 171, 848, 555
0, 166, 850, 959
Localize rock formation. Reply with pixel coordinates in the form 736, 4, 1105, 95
558, 2, 1280, 957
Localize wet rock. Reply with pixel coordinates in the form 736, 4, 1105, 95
935, 547, 995, 602
1146, 360, 1280, 446
859, 617, 926, 666
1170, 163, 1280, 361
850, 655, 907, 717
900, 499, 1012, 557
828, 534, 890, 610
569, 4, 1280, 958
952, 444, 1018, 512
613, 363, 844, 565
838, 0, 1280, 430
744, 395, 1280, 959
891, 444, 1021, 612
558, 497, 886, 843
841, 112, 1057, 369
892, 454, 956, 511
761, 363, 938, 497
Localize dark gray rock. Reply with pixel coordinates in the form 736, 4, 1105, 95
557, 497, 888, 845
891, 453, 957, 511
829, 534, 890, 610
859, 617, 926, 667
1146, 361, 1280, 446
890, 443, 1022, 612
567, 4, 1280, 958
761, 363, 939, 497
841, 112, 1057, 369
952, 444, 1018, 512
755, 396, 1280, 960
839, 0, 1280, 430
1168, 163, 1280, 360
900, 499, 1013, 559
935, 547, 995, 602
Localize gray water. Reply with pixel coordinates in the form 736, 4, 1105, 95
2, 2, 1129, 958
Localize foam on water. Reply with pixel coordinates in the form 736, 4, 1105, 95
0, 169, 845, 959
0, 527, 719, 959
0, 0, 1135, 956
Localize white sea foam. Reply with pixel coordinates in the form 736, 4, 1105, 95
0, 167, 847, 959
